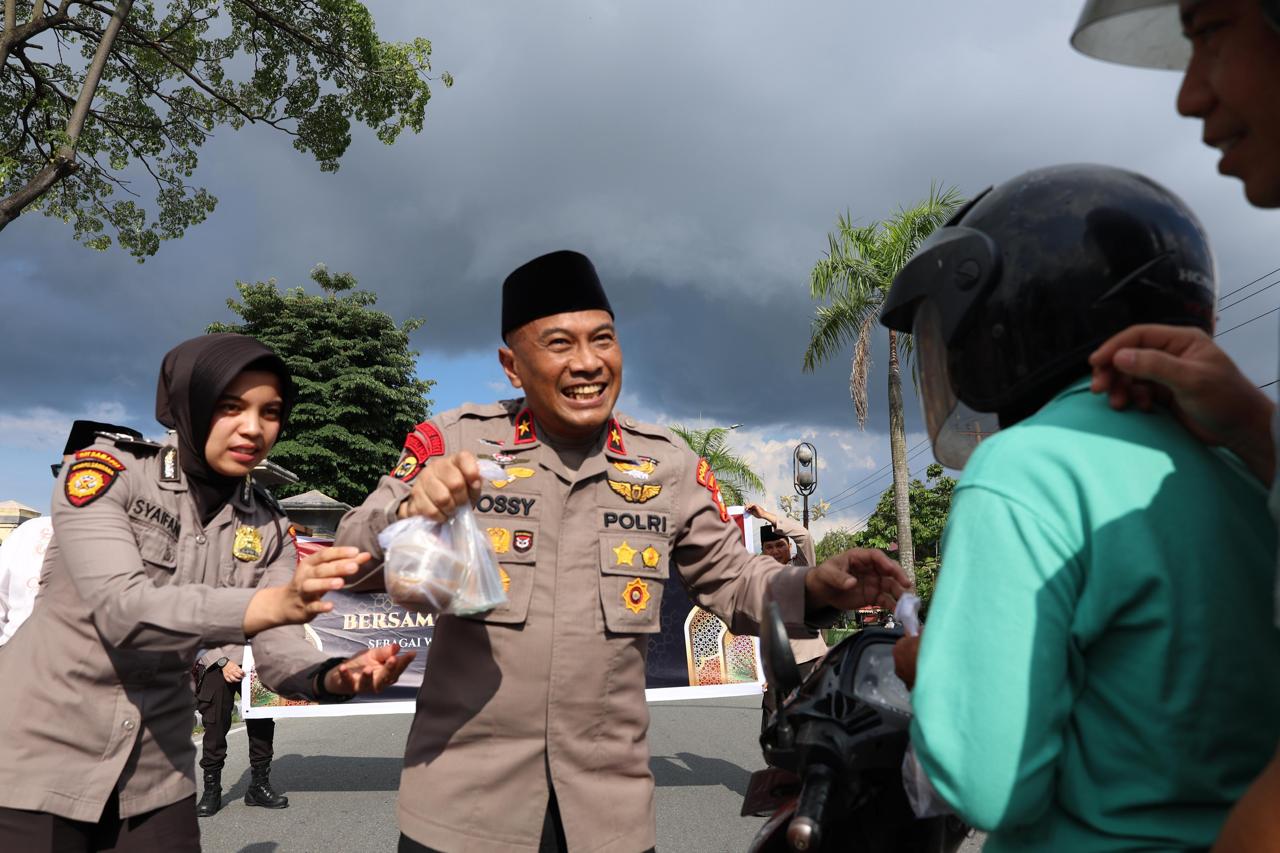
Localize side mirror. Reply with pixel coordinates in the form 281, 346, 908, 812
761, 600, 801, 701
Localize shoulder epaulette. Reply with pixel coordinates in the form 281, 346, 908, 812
99, 432, 163, 454
614, 415, 673, 442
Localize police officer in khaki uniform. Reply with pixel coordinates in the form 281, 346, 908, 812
746, 504, 828, 729
332, 250, 912, 853
0, 334, 413, 852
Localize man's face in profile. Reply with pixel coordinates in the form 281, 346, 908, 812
1178, 0, 1280, 206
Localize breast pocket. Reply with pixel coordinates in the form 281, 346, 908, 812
458, 521, 539, 625
598, 534, 666, 634
134, 524, 178, 583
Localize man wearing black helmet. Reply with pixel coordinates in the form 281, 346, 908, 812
1072, 4, 1280, 847
882, 164, 1280, 852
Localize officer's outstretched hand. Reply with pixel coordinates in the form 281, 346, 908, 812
1088, 324, 1275, 483
323, 643, 416, 696
398, 452, 483, 522
804, 548, 912, 612
243, 546, 371, 637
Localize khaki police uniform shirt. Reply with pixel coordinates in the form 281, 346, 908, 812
334, 401, 823, 853
0, 435, 322, 822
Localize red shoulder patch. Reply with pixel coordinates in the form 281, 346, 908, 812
606, 419, 627, 455
391, 422, 446, 482
513, 408, 537, 445
694, 457, 729, 522
64, 451, 125, 507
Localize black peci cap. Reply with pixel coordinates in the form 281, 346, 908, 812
759, 524, 790, 544
501, 250, 614, 339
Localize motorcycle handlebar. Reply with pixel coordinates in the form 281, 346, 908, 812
786, 764, 835, 852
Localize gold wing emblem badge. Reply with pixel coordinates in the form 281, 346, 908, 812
608, 480, 662, 504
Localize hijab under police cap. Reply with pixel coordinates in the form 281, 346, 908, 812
501, 250, 614, 339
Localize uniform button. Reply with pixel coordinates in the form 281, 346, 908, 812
625, 418, 636, 427
195, 534, 207, 545
122, 720, 135, 731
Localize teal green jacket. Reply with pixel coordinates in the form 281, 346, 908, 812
911, 379, 1280, 852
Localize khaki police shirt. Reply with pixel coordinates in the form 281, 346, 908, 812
333, 401, 823, 853
0, 435, 321, 822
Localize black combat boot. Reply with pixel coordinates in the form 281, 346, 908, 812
196, 771, 222, 817
244, 766, 289, 809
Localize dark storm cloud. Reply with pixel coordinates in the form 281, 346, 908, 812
2, 0, 1278, 436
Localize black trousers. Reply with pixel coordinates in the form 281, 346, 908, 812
0, 790, 199, 853
196, 666, 274, 773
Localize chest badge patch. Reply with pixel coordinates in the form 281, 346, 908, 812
623, 578, 651, 614
488, 527, 512, 555
393, 453, 419, 480
641, 545, 662, 569
64, 450, 125, 507
613, 540, 638, 566
608, 480, 662, 504
490, 466, 535, 489
513, 530, 533, 553
612, 456, 657, 481
233, 525, 264, 562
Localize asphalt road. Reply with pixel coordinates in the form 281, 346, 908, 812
196, 695, 983, 852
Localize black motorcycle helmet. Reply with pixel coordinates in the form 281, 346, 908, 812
881, 163, 1216, 468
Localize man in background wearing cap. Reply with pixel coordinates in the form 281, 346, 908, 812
0, 421, 141, 647
335, 249, 911, 852
1070, 3, 1280, 847
745, 504, 828, 727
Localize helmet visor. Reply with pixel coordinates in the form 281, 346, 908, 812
1071, 0, 1189, 69
914, 301, 1000, 469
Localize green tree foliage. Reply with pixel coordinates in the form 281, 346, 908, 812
1, 1, 450, 257
669, 424, 763, 507
850, 463, 956, 611
814, 527, 860, 564
208, 263, 433, 505
803, 186, 962, 575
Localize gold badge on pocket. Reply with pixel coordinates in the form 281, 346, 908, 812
623, 578, 651, 614
233, 525, 263, 562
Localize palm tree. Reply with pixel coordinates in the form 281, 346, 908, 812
670, 424, 764, 507
802, 184, 962, 574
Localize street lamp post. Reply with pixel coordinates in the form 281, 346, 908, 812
793, 442, 817, 529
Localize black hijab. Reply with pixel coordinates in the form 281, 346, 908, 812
156, 334, 295, 524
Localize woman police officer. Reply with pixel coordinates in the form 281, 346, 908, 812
0, 333, 413, 852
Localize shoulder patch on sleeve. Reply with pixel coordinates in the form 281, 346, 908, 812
392, 421, 446, 482
694, 457, 730, 523
65, 450, 125, 507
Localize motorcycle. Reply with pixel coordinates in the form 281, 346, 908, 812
742, 602, 970, 852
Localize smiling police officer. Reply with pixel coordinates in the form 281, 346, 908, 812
334, 249, 912, 853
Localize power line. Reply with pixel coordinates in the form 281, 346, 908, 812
819, 437, 929, 506
825, 443, 933, 516
1215, 305, 1280, 339
1219, 277, 1280, 313
1220, 266, 1280, 302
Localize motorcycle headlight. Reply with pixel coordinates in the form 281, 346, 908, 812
851, 644, 912, 720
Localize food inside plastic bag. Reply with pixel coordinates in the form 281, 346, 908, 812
378, 461, 510, 616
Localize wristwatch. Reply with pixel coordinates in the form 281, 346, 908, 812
214, 656, 230, 668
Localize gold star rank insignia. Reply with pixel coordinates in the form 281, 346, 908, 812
613, 540, 638, 566
608, 480, 662, 503
233, 525, 264, 562
641, 546, 661, 569
606, 418, 627, 455
623, 578, 651, 614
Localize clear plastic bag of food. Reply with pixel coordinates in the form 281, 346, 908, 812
378, 464, 509, 616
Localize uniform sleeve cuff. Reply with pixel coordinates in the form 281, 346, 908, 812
203, 588, 257, 646
767, 565, 822, 637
